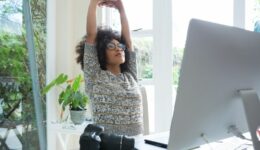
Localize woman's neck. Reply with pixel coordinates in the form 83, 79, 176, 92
106, 65, 121, 75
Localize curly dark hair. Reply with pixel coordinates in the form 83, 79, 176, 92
76, 35, 87, 69
76, 27, 130, 72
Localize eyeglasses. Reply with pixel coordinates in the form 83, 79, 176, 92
106, 42, 126, 51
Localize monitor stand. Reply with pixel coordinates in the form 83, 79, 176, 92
239, 89, 260, 150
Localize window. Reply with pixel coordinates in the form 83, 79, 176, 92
103, 0, 258, 136
172, 0, 233, 87
106, 0, 156, 131
134, 37, 153, 80
245, 0, 260, 31
110, 0, 152, 31
0, 0, 22, 34
107, 0, 153, 81
0, 0, 46, 149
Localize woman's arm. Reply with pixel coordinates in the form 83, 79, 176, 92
97, 0, 133, 50
117, 1, 133, 51
102, 0, 133, 51
86, 0, 100, 44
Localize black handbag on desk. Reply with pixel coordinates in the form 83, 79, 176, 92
79, 124, 137, 150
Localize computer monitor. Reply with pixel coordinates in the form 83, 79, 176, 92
168, 19, 260, 150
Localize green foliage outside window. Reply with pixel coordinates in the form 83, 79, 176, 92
0, 0, 46, 149
134, 37, 153, 80
132, 38, 184, 85
172, 47, 184, 86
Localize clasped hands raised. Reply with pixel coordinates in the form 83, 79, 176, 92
95, 0, 124, 10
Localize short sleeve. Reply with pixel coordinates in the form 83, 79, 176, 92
83, 43, 101, 82
128, 51, 138, 81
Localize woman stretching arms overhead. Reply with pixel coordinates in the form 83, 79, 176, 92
76, 0, 143, 136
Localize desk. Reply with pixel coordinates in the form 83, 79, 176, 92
135, 132, 254, 150
135, 132, 169, 150
49, 121, 167, 150
48, 121, 91, 150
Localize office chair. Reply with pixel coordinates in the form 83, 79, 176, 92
140, 86, 150, 135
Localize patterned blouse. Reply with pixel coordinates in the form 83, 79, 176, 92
83, 43, 143, 136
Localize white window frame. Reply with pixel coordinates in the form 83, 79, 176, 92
233, 0, 245, 28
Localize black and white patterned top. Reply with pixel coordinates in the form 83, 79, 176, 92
83, 43, 143, 136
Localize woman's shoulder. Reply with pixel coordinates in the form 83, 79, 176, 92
123, 72, 138, 82
84, 41, 96, 49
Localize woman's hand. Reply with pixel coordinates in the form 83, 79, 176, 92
91, 0, 105, 5
112, 0, 124, 12
98, 0, 125, 12
98, 0, 132, 50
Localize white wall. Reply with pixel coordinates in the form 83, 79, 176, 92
47, 0, 91, 149
55, 0, 87, 77
47, 0, 88, 124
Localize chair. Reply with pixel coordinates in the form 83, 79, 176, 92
140, 86, 150, 135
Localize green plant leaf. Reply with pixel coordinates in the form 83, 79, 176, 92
55, 74, 68, 84
42, 73, 68, 94
42, 73, 89, 111
60, 85, 72, 105
42, 81, 56, 94
59, 91, 65, 104
71, 75, 81, 92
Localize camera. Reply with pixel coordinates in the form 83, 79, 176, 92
80, 124, 104, 150
80, 124, 136, 150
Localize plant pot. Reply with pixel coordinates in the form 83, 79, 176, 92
70, 110, 86, 124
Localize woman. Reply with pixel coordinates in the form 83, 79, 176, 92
76, 0, 143, 136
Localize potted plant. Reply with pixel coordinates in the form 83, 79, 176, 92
42, 73, 89, 124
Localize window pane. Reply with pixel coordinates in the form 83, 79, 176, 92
245, 0, 260, 31
111, 0, 152, 31
172, 0, 233, 86
0, 0, 22, 34
172, 0, 233, 48
133, 37, 153, 80
172, 47, 184, 86
0, 0, 46, 149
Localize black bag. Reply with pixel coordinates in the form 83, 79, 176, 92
79, 124, 137, 150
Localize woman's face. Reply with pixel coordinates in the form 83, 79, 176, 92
105, 39, 126, 66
